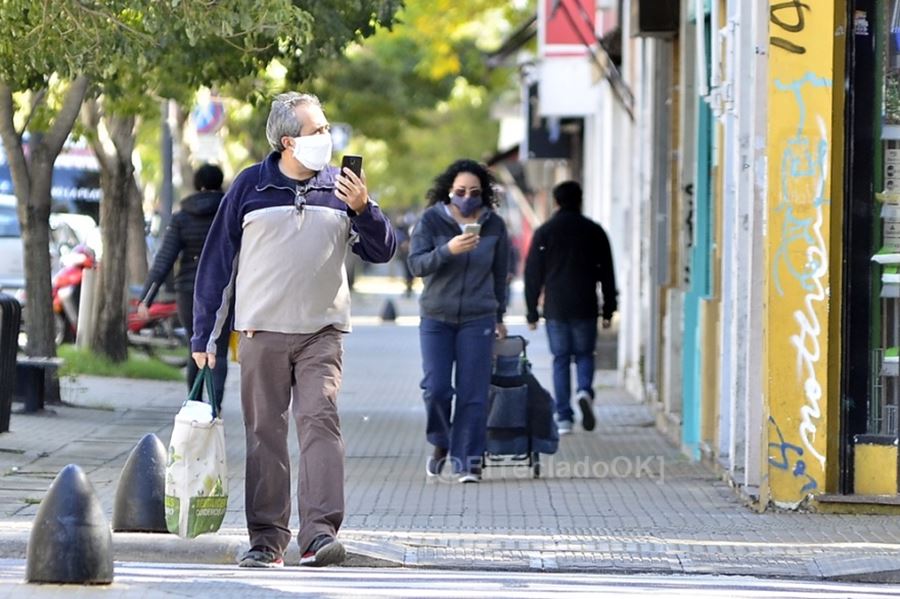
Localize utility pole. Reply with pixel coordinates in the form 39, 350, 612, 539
160, 100, 174, 231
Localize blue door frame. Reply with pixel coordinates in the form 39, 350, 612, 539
682, 98, 713, 460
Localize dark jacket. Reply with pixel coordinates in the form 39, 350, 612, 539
524, 208, 617, 322
140, 190, 223, 306
408, 203, 509, 324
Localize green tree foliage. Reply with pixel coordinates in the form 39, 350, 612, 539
0, 1, 402, 360
306, 0, 530, 210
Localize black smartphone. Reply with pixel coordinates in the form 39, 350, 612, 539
341, 154, 363, 178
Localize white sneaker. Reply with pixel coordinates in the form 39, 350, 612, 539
459, 472, 481, 483
557, 419, 573, 435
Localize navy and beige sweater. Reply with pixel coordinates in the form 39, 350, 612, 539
191, 152, 396, 354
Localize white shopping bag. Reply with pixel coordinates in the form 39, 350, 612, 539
164, 368, 227, 538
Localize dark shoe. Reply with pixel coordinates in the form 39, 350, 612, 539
577, 390, 596, 432
300, 535, 346, 567
426, 446, 448, 478
239, 546, 284, 568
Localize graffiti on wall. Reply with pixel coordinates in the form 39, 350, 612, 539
772, 73, 832, 473
768, 416, 818, 493
770, 1, 809, 55
766, 0, 834, 506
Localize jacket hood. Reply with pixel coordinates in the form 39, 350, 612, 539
181, 190, 224, 216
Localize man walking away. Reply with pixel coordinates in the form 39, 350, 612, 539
524, 181, 617, 435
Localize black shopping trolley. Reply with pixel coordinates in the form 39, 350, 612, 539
484, 335, 558, 478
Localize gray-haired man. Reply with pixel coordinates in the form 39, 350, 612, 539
192, 92, 397, 567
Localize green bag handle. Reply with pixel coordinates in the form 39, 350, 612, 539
186, 365, 220, 419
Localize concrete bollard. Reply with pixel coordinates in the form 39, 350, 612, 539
112, 433, 168, 533
380, 299, 397, 322
26, 464, 113, 584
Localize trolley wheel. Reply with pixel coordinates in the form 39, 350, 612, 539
532, 452, 540, 478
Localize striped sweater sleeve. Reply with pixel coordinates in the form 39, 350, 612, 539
191, 187, 242, 353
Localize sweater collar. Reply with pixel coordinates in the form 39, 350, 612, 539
256, 151, 337, 191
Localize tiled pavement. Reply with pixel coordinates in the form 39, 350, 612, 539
1, 279, 900, 581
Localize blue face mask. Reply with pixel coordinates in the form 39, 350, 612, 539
449, 193, 482, 217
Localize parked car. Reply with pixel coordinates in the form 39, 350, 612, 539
0, 194, 24, 304
0, 194, 102, 323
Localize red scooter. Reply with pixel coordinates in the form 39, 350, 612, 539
52, 243, 95, 344
52, 244, 183, 358
126, 285, 186, 362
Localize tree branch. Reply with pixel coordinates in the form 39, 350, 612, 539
109, 114, 136, 161
0, 82, 31, 201
81, 98, 113, 174
44, 75, 89, 157
19, 89, 48, 136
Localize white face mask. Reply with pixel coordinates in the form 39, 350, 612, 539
291, 133, 332, 171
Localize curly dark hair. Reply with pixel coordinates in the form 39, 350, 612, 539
425, 159, 498, 208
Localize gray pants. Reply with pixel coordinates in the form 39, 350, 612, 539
238, 328, 345, 555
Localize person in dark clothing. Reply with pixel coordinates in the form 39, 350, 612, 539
524, 180, 617, 435
394, 212, 416, 297
138, 164, 230, 403
408, 159, 509, 483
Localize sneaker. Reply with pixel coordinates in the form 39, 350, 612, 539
459, 467, 482, 483
300, 535, 346, 567
577, 390, 596, 431
426, 446, 448, 478
239, 546, 284, 568
557, 419, 573, 435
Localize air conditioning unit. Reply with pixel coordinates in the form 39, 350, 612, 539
631, 0, 678, 37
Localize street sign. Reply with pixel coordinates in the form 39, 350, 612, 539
191, 99, 225, 135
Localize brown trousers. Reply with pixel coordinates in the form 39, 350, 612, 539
238, 328, 345, 555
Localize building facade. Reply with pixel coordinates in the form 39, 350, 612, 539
498, 0, 900, 509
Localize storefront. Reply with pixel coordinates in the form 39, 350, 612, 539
833, 0, 900, 503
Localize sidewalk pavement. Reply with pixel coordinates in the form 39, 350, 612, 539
2, 276, 900, 582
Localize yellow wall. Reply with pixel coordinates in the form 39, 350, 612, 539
854, 442, 898, 496
765, 2, 836, 506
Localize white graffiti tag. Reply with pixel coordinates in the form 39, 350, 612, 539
773, 73, 832, 469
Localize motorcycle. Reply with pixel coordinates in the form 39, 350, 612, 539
126, 285, 189, 367
52, 244, 186, 365
52, 243, 95, 345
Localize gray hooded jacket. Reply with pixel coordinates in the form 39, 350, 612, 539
408, 203, 509, 324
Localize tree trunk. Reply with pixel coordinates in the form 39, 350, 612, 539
126, 176, 148, 286
20, 149, 56, 357
0, 78, 89, 358
88, 112, 136, 363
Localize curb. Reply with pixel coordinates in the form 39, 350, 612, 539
0, 530, 405, 569
4, 528, 900, 582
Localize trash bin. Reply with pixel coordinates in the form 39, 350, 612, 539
0, 292, 22, 433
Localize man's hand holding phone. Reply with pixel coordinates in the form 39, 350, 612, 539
335, 154, 367, 214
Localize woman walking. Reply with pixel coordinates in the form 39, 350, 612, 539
408, 159, 509, 483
